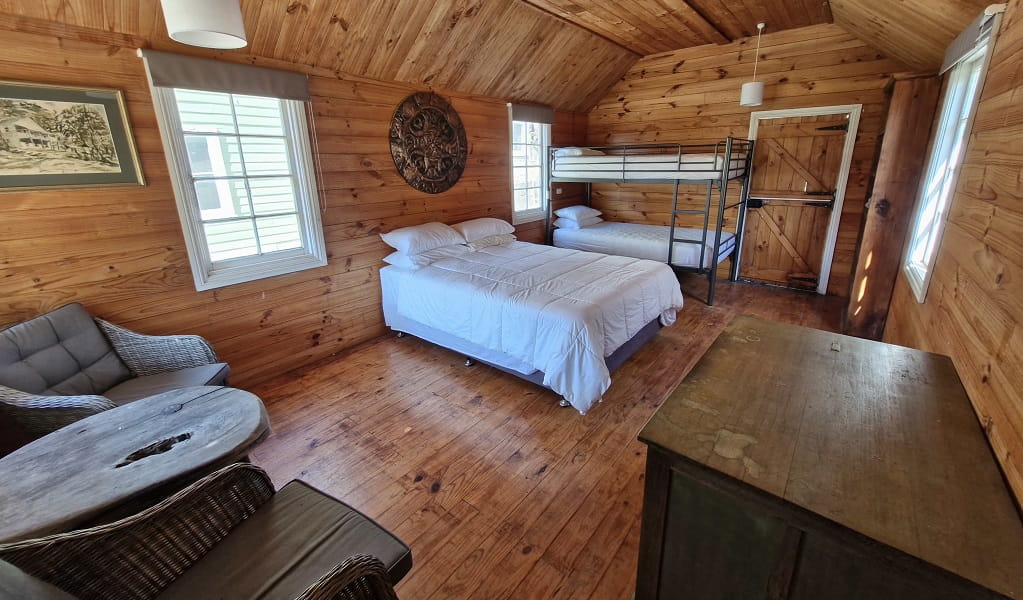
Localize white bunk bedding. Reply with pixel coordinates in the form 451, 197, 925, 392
553, 222, 736, 269
379, 241, 684, 414
552, 153, 747, 181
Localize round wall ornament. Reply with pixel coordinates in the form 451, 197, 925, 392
388, 92, 468, 194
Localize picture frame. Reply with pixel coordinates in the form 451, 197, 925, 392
0, 80, 145, 191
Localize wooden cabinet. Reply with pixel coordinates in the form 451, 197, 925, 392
637, 316, 1023, 600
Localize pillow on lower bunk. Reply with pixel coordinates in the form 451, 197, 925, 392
554, 205, 602, 220
380, 222, 465, 255
554, 216, 603, 229
383, 244, 471, 269
451, 217, 515, 243
468, 233, 516, 250
554, 147, 605, 157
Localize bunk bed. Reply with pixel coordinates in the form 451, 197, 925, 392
547, 138, 755, 305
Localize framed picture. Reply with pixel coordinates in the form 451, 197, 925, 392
0, 80, 145, 191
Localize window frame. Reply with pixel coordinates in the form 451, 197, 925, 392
151, 87, 326, 291
509, 115, 551, 226
904, 41, 991, 303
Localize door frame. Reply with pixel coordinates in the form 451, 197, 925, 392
746, 104, 863, 295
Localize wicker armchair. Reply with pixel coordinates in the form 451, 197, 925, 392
0, 303, 229, 436
0, 463, 409, 600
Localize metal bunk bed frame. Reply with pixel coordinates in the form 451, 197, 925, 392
546, 137, 755, 305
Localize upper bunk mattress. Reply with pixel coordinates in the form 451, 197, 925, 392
552, 153, 747, 181
379, 241, 683, 415
553, 222, 736, 269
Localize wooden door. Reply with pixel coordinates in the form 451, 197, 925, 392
742, 114, 849, 291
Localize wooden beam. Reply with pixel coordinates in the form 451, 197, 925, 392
846, 76, 942, 339
763, 139, 829, 192
514, 0, 642, 57
675, 1, 732, 44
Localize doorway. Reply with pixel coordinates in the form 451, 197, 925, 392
741, 105, 862, 294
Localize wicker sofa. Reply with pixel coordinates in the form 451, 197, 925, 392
0, 463, 411, 599
0, 302, 230, 436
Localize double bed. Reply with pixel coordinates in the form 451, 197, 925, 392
380, 237, 684, 414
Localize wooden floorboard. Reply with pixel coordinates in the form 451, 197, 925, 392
248, 275, 843, 599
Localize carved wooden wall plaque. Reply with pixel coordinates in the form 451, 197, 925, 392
389, 92, 468, 194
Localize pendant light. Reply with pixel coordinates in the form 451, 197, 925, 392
740, 23, 766, 107
161, 0, 248, 50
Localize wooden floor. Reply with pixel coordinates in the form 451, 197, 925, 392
248, 275, 843, 599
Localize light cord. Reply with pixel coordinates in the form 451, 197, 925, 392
752, 23, 765, 82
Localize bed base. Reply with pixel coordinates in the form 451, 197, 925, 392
547, 137, 755, 306
395, 318, 663, 407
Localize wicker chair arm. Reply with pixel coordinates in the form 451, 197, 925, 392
0, 463, 274, 600
95, 318, 219, 376
295, 554, 400, 600
0, 384, 116, 435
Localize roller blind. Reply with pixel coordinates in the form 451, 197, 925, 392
940, 4, 1005, 74
139, 49, 310, 101
509, 103, 555, 124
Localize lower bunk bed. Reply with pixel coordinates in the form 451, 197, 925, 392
379, 221, 684, 414
552, 221, 737, 271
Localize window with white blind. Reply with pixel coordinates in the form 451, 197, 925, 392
904, 41, 991, 302
510, 119, 550, 225
150, 87, 325, 290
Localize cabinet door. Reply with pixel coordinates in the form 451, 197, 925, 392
789, 533, 997, 600
657, 469, 794, 599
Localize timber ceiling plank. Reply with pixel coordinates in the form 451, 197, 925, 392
830, 0, 991, 72
4, 0, 639, 112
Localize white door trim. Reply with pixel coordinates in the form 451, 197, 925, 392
747, 104, 863, 295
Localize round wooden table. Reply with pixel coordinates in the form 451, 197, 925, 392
0, 386, 270, 544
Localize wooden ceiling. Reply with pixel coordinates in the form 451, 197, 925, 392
830, 0, 993, 72
0, 0, 638, 112
522, 0, 834, 55
0, 0, 997, 110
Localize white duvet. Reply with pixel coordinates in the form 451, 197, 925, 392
387, 241, 684, 414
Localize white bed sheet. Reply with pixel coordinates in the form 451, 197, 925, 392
379, 241, 683, 414
553, 222, 735, 269
552, 153, 746, 181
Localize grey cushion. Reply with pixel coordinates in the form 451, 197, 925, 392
0, 303, 130, 396
104, 364, 230, 405
0, 559, 78, 600
158, 480, 412, 599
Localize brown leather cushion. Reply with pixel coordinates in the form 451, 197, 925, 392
158, 480, 412, 599
103, 363, 231, 405
0, 559, 78, 600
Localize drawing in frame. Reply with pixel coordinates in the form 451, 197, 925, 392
0, 80, 145, 191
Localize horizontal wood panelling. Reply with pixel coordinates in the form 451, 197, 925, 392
0, 26, 541, 389
885, 0, 1023, 503
585, 24, 903, 297
0, 2, 638, 113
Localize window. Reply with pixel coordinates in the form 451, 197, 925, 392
151, 87, 325, 290
510, 119, 550, 224
904, 41, 990, 302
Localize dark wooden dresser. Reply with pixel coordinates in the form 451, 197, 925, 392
637, 316, 1023, 599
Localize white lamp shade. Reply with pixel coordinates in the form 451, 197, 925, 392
740, 81, 765, 107
161, 0, 248, 50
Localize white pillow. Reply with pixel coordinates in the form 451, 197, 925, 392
554, 216, 603, 229
468, 233, 516, 250
380, 222, 465, 255
382, 244, 470, 269
554, 205, 602, 220
450, 217, 515, 243
554, 147, 605, 157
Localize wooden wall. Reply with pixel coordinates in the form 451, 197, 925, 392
886, 0, 1023, 502
585, 23, 905, 296
0, 26, 580, 388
